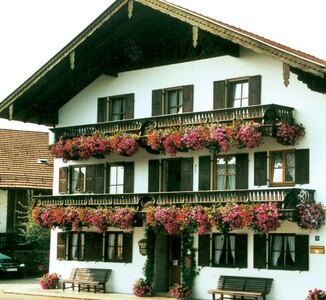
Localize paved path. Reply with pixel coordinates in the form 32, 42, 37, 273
0, 277, 172, 300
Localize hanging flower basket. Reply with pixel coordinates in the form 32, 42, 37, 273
297, 200, 325, 231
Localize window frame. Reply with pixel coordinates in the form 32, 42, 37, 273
105, 231, 124, 262
71, 165, 87, 193
212, 233, 236, 268
269, 149, 296, 186
269, 234, 296, 270
228, 79, 249, 108
212, 155, 236, 190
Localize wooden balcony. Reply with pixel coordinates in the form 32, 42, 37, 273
34, 188, 313, 213
52, 104, 294, 140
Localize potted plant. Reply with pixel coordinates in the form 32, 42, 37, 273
297, 200, 326, 231
306, 288, 326, 300
132, 278, 152, 297
168, 283, 191, 300
39, 272, 60, 289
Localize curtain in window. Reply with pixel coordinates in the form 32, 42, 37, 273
214, 236, 224, 264
287, 236, 295, 262
70, 233, 79, 259
107, 234, 115, 260
271, 236, 283, 266
229, 235, 235, 260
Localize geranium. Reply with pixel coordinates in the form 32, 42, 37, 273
39, 272, 60, 289
132, 278, 152, 297
180, 125, 208, 151
306, 288, 326, 300
153, 206, 181, 235
147, 129, 165, 153
249, 202, 281, 234
115, 133, 139, 156
221, 203, 253, 231
207, 123, 230, 154
276, 120, 305, 146
111, 207, 137, 229
85, 208, 112, 233
235, 120, 263, 149
297, 200, 325, 231
49, 136, 80, 162
168, 283, 191, 299
163, 129, 182, 156
190, 206, 212, 234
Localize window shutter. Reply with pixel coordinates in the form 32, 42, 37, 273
235, 234, 248, 268
152, 89, 163, 116
248, 75, 261, 105
57, 232, 67, 260
182, 85, 194, 112
181, 158, 193, 191
235, 153, 248, 189
124, 162, 134, 193
148, 160, 160, 192
59, 167, 69, 194
125, 93, 135, 119
84, 232, 103, 261
97, 97, 108, 122
85, 165, 105, 193
213, 80, 226, 109
199, 156, 211, 190
123, 233, 133, 263
106, 163, 111, 193
254, 152, 267, 186
295, 235, 309, 271
86, 165, 95, 193
198, 234, 211, 266
253, 234, 267, 269
295, 149, 309, 184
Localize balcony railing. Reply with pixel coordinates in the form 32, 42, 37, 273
34, 188, 313, 210
52, 104, 294, 140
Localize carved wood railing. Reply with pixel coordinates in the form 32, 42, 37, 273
34, 188, 313, 210
51, 104, 294, 141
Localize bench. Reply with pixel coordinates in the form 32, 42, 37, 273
62, 268, 112, 293
208, 275, 273, 300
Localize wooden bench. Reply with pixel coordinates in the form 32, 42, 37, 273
208, 275, 273, 300
62, 268, 112, 293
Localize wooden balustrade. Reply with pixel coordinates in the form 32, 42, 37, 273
52, 104, 294, 140
34, 188, 314, 209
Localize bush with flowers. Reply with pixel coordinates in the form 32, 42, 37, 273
132, 278, 152, 297
306, 288, 326, 300
297, 200, 325, 231
168, 283, 191, 299
276, 120, 305, 146
39, 272, 60, 289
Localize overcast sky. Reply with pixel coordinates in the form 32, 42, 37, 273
0, 0, 325, 129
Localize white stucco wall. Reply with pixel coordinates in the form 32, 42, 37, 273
0, 190, 8, 232
49, 49, 326, 300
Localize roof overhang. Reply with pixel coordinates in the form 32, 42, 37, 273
0, 0, 325, 126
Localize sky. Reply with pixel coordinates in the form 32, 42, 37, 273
0, 0, 325, 130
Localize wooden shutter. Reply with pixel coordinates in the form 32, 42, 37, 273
198, 234, 211, 266
86, 165, 104, 193
125, 93, 135, 119
235, 234, 248, 268
97, 97, 108, 122
148, 160, 160, 192
213, 80, 226, 109
182, 85, 194, 112
253, 234, 267, 269
123, 233, 133, 263
181, 158, 193, 191
295, 235, 309, 271
235, 153, 248, 189
106, 163, 111, 193
59, 167, 69, 194
199, 156, 211, 190
84, 232, 103, 261
295, 149, 309, 184
254, 152, 267, 186
248, 75, 261, 105
57, 232, 67, 260
152, 89, 163, 116
124, 162, 134, 193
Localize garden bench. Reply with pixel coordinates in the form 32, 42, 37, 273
62, 268, 112, 293
208, 275, 273, 300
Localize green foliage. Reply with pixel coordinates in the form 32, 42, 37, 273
143, 226, 156, 285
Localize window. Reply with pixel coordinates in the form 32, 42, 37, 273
97, 93, 134, 122
198, 154, 248, 191
148, 158, 193, 192
59, 162, 134, 194
229, 80, 249, 107
152, 85, 193, 116
254, 234, 309, 271
198, 234, 248, 268
254, 149, 309, 186
213, 75, 261, 109
270, 150, 295, 185
57, 231, 133, 263
215, 156, 236, 190
71, 166, 86, 193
